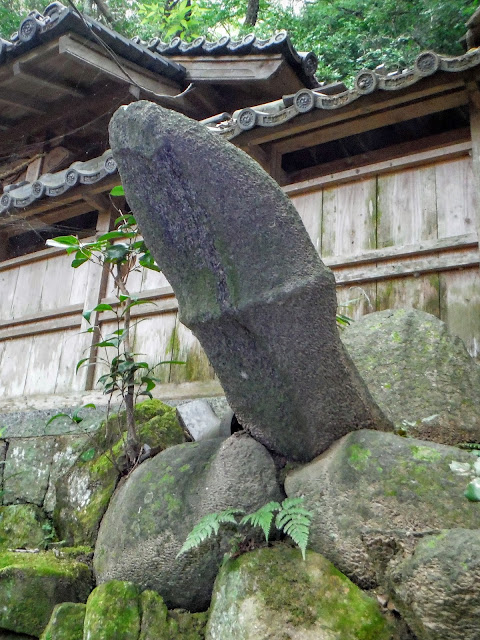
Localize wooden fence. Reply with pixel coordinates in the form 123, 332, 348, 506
0, 145, 478, 398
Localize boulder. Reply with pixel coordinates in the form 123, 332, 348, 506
139, 590, 207, 640
83, 581, 141, 640
39, 602, 85, 640
342, 309, 480, 444
176, 399, 227, 441
54, 400, 184, 546
0, 504, 50, 551
0, 551, 92, 637
206, 545, 396, 640
109, 100, 390, 462
285, 429, 479, 589
3, 437, 55, 506
94, 434, 283, 611
385, 529, 480, 640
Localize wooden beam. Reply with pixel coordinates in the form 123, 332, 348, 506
82, 192, 113, 213
238, 77, 468, 148
324, 233, 478, 269
0, 315, 81, 340
58, 34, 181, 96
12, 61, 86, 99
0, 303, 83, 329
331, 250, 480, 285
171, 53, 284, 83
3, 201, 96, 237
273, 89, 469, 155
284, 140, 472, 196
286, 127, 471, 185
0, 90, 48, 115
82, 209, 113, 390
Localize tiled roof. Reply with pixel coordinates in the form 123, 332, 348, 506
205, 48, 480, 140
134, 31, 319, 89
0, 150, 117, 215
0, 1, 186, 82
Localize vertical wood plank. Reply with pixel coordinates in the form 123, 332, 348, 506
132, 312, 178, 385
39, 253, 76, 312
169, 320, 215, 384
0, 337, 33, 397
436, 157, 477, 239
376, 274, 441, 318
54, 328, 91, 392
440, 268, 480, 359
335, 283, 377, 322
10, 258, 48, 319
23, 332, 66, 396
290, 191, 322, 254
322, 179, 376, 257
0, 267, 19, 322
377, 166, 437, 248
468, 94, 480, 246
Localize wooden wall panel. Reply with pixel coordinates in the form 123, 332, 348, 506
132, 312, 178, 385
376, 274, 441, 317
336, 284, 376, 322
54, 328, 91, 393
10, 259, 48, 319
435, 157, 477, 239
22, 332, 66, 396
39, 253, 76, 311
0, 337, 33, 396
169, 321, 215, 384
0, 267, 19, 322
322, 179, 376, 257
440, 269, 480, 359
377, 166, 437, 248
291, 192, 322, 254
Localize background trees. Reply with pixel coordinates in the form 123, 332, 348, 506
1, 0, 477, 83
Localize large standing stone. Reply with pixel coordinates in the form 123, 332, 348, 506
109, 101, 390, 461
341, 309, 480, 445
94, 434, 283, 611
285, 429, 480, 589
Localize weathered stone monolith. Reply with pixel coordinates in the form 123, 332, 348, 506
109, 101, 390, 461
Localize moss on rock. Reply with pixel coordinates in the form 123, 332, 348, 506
0, 505, 52, 551
0, 551, 92, 637
54, 400, 184, 547
39, 602, 85, 640
83, 580, 141, 640
207, 545, 395, 640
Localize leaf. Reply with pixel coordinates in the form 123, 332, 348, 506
240, 501, 281, 541
115, 214, 136, 227
139, 253, 161, 272
110, 185, 125, 196
104, 243, 130, 263
71, 256, 89, 268
75, 358, 90, 373
93, 303, 114, 313
45, 413, 71, 427
275, 497, 313, 560
176, 508, 243, 557
46, 236, 80, 248
97, 231, 136, 242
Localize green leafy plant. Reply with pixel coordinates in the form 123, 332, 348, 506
46, 188, 183, 465
177, 497, 313, 560
46, 404, 97, 428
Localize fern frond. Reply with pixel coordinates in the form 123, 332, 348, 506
275, 497, 313, 560
176, 508, 243, 557
240, 501, 281, 541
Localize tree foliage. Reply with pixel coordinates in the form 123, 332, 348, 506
1, 0, 477, 84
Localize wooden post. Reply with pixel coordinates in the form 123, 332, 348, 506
467, 85, 480, 248
0, 231, 8, 261
82, 202, 114, 390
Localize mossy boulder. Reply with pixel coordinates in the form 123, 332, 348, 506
385, 529, 480, 640
94, 434, 283, 611
206, 545, 396, 639
139, 590, 207, 640
39, 602, 85, 640
54, 400, 184, 547
3, 438, 55, 506
0, 551, 92, 637
83, 580, 141, 640
342, 309, 480, 444
285, 429, 480, 589
0, 505, 50, 551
